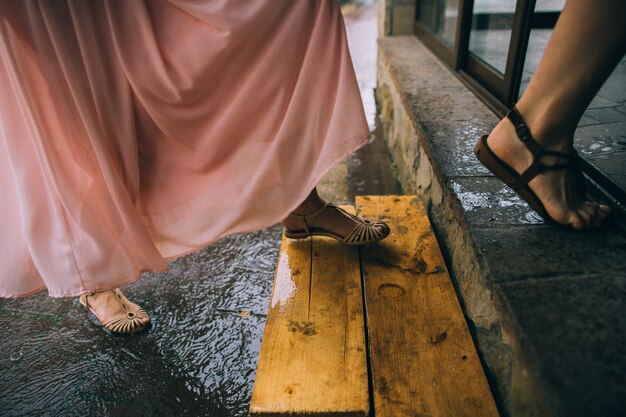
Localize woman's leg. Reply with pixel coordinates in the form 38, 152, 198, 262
485, 0, 626, 229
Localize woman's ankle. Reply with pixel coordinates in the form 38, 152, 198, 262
290, 189, 325, 216
514, 101, 577, 152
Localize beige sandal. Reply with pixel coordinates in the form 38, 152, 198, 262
284, 202, 390, 245
79, 288, 150, 334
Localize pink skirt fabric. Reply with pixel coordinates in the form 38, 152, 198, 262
0, 1, 370, 297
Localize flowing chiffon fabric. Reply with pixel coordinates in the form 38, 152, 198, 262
0, 1, 370, 297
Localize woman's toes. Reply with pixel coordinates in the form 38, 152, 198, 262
568, 211, 587, 230
589, 204, 610, 227
584, 201, 611, 227
598, 204, 611, 217
586, 202, 605, 228
373, 224, 390, 240
376, 223, 390, 234
580, 201, 597, 222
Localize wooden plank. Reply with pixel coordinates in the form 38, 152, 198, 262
250, 206, 369, 417
356, 195, 500, 417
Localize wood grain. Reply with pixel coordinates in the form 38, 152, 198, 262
356, 195, 499, 417
250, 207, 369, 417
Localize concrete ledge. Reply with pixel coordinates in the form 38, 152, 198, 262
376, 36, 626, 417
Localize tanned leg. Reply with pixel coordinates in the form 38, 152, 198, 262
485, 0, 626, 229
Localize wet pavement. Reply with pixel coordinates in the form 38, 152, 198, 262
0, 2, 399, 417
376, 29, 626, 417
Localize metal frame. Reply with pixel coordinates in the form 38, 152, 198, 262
414, 22, 457, 67
414, 0, 541, 113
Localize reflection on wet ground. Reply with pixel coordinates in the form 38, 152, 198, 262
270, 251, 297, 314
0, 228, 280, 417
0, 1, 399, 416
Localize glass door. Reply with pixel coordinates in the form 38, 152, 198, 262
414, 0, 462, 67
415, 0, 563, 111
463, 0, 535, 108
468, 0, 517, 75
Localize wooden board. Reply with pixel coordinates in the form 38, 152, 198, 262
356, 195, 500, 417
249, 207, 369, 417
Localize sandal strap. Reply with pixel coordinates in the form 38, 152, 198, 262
286, 202, 331, 237
80, 293, 92, 310
335, 206, 386, 244
102, 305, 149, 333
343, 219, 374, 244
112, 288, 130, 313
81, 289, 145, 333
332, 204, 368, 223
286, 202, 388, 244
507, 107, 543, 155
507, 107, 580, 190
81, 289, 125, 309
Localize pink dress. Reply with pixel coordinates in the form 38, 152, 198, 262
0, 1, 370, 297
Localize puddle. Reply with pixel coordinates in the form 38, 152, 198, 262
270, 252, 298, 313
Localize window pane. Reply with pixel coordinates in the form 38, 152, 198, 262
468, 0, 517, 75
534, 0, 566, 12
417, 0, 460, 48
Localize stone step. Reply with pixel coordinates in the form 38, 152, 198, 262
375, 35, 626, 417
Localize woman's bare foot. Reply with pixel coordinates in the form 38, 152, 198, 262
485, 117, 610, 230
80, 289, 150, 334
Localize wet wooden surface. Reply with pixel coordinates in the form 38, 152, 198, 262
249, 207, 369, 417
356, 195, 499, 417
